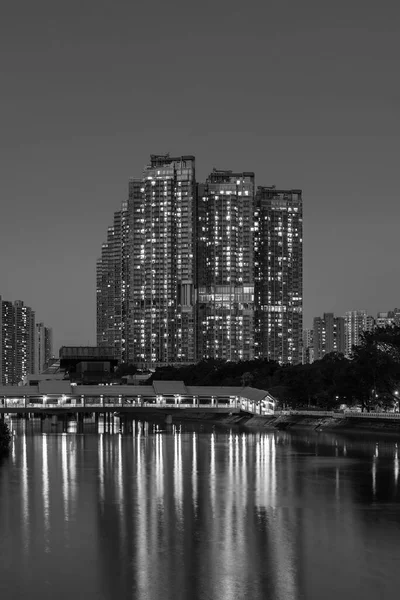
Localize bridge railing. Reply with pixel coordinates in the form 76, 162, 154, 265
0, 399, 238, 410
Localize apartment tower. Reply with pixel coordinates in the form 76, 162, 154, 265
255, 187, 303, 364
344, 310, 375, 357
35, 322, 53, 373
313, 313, 345, 360
0, 297, 36, 384
130, 155, 196, 366
97, 156, 303, 366
197, 170, 255, 361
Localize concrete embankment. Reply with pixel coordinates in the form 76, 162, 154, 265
173, 411, 400, 437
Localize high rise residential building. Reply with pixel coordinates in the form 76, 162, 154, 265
255, 187, 303, 364
12, 300, 36, 384
35, 322, 53, 373
197, 170, 255, 361
97, 203, 130, 362
97, 155, 197, 367
0, 297, 14, 385
0, 297, 36, 384
313, 313, 345, 360
344, 310, 375, 357
97, 156, 303, 366
302, 328, 314, 364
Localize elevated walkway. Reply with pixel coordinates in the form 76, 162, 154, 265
0, 381, 276, 415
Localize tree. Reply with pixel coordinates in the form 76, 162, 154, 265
241, 371, 254, 387
349, 327, 400, 411
114, 363, 138, 378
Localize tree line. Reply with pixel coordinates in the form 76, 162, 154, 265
143, 326, 400, 412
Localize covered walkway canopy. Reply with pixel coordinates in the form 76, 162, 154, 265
0, 381, 276, 413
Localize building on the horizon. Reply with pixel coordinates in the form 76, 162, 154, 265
344, 310, 375, 357
97, 155, 303, 367
0, 297, 36, 385
376, 309, 400, 328
34, 322, 53, 374
313, 313, 345, 360
254, 186, 303, 364
197, 169, 255, 361
302, 328, 314, 364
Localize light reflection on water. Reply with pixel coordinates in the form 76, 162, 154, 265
0, 420, 400, 599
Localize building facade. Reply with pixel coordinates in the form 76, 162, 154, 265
376, 309, 400, 328
0, 297, 36, 385
97, 156, 303, 366
255, 187, 303, 364
96, 203, 130, 363
344, 310, 375, 357
97, 155, 197, 367
302, 328, 314, 364
313, 313, 345, 360
197, 170, 255, 361
35, 322, 53, 374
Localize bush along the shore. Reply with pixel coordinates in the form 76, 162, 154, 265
0, 419, 11, 456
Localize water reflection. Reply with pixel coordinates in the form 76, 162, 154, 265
42, 434, 50, 552
1, 422, 400, 599
21, 434, 29, 554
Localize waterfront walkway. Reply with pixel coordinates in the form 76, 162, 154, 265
0, 380, 275, 415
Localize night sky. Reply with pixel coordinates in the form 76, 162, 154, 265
0, 0, 399, 353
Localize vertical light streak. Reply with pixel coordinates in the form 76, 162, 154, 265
372, 456, 377, 498
69, 437, 77, 518
174, 428, 183, 517
42, 435, 50, 552
117, 434, 126, 546
98, 434, 105, 508
210, 432, 216, 518
136, 435, 149, 597
155, 432, 164, 507
192, 433, 198, 515
61, 435, 69, 524
21, 434, 30, 554
335, 467, 340, 502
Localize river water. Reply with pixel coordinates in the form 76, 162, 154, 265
1, 418, 400, 600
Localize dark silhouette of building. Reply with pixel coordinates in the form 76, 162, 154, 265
59, 346, 118, 384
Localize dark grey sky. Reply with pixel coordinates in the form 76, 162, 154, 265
1, 0, 399, 353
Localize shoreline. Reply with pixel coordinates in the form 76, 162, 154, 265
172, 411, 400, 439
